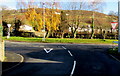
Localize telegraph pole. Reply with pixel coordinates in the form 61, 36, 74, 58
118, 0, 120, 52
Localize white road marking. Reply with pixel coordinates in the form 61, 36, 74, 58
110, 54, 120, 63
68, 50, 73, 57
26, 58, 63, 63
70, 61, 76, 76
62, 46, 67, 49
44, 48, 53, 53
3, 54, 24, 72
40, 46, 44, 47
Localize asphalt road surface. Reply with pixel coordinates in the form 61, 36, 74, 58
2, 41, 120, 76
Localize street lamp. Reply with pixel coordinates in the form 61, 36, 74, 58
42, 2, 46, 41
7, 24, 11, 39
118, 0, 120, 52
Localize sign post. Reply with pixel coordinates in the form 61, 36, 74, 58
7, 24, 11, 39
118, 0, 120, 53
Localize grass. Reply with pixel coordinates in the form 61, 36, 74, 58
3, 36, 118, 44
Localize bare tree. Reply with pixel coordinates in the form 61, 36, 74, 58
67, 1, 86, 38
88, 0, 105, 39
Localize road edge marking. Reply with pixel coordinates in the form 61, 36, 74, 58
68, 50, 73, 57
109, 54, 120, 63
3, 54, 24, 72
62, 46, 67, 50
70, 61, 76, 76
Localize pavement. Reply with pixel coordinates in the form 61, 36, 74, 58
2, 51, 24, 72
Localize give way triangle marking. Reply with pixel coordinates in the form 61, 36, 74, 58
44, 48, 53, 53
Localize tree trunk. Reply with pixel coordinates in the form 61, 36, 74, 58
103, 30, 106, 39
111, 28, 113, 33
90, 12, 94, 39
73, 32, 76, 38
91, 27, 94, 39
61, 32, 64, 38
45, 31, 50, 38
71, 31, 77, 38
71, 27, 77, 38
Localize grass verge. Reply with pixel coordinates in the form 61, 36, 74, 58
3, 36, 117, 44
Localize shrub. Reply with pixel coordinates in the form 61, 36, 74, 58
20, 32, 35, 37
108, 47, 118, 54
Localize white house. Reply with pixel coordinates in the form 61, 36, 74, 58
19, 25, 35, 32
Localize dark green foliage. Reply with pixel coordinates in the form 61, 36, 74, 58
2, 21, 8, 36
108, 47, 118, 54
58, 11, 69, 38
20, 32, 35, 37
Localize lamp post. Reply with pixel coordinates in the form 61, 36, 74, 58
7, 24, 11, 39
118, 0, 120, 52
42, 2, 46, 41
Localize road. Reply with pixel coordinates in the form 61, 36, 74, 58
2, 41, 120, 76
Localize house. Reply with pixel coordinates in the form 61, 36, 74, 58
19, 25, 35, 32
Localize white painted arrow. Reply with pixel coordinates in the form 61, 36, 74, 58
44, 48, 53, 53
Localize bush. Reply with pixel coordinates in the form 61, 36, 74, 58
108, 47, 118, 54
20, 32, 35, 37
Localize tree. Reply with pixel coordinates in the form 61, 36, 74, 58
17, 0, 61, 38
42, 1, 61, 38
59, 11, 69, 38
17, 0, 44, 31
25, 8, 43, 31
67, 1, 86, 38
45, 7, 61, 38
88, 0, 105, 39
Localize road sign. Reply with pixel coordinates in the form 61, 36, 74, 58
7, 24, 11, 39
7, 24, 11, 28
111, 22, 118, 30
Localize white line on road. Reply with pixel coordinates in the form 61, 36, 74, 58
110, 54, 120, 63
68, 50, 73, 57
62, 46, 67, 49
70, 61, 76, 76
3, 54, 24, 72
44, 48, 53, 53
61, 46, 75, 76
